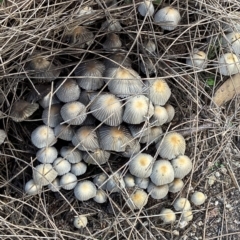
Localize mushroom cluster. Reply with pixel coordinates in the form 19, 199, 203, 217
17, 2, 209, 228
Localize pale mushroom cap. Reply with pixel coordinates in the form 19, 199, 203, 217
53, 157, 71, 176
74, 60, 105, 90
60, 146, 82, 163
191, 191, 207, 206
0, 129, 6, 145
25, 179, 42, 195
60, 101, 87, 125
171, 155, 193, 179
33, 163, 58, 186
139, 126, 163, 144
160, 208, 176, 223
60, 173, 77, 190
64, 26, 93, 46
26, 55, 60, 81
148, 78, 171, 106
138, 1, 155, 17
36, 146, 58, 164
168, 178, 184, 193
173, 197, 191, 211
54, 124, 74, 141
165, 104, 175, 123
186, 50, 207, 69
74, 180, 97, 201
127, 189, 148, 210
157, 132, 186, 159
39, 93, 60, 109
71, 162, 87, 176
55, 78, 81, 103
122, 139, 141, 158
181, 210, 193, 222
73, 215, 88, 228
48, 178, 61, 192
124, 173, 135, 188
72, 126, 100, 151
103, 33, 122, 51
147, 182, 169, 199
123, 95, 154, 124
10, 100, 39, 122
104, 67, 143, 98
98, 125, 133, 152
129, 153, 154, 178
150, 160, 174, 186
143, 39, 156, 53
154, 6, 181, 31
31, 125, 56, 149
218, 53, 240, 76
151, 105, 169, 126
42, 104, 63, 128
93, 189, 108, 203
128, 123, 152, 138
222, 32, 240, 55
83, 149, 110, 165
90, 93, 123, 126
135, 177, 149, 189
106, 172, 125, 193
93, 173, 108, 189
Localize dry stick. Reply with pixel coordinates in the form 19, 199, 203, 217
203, 197, 211, 240
173, 122, 214, 136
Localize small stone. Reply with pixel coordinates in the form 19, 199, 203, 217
215, 172, 220, 178
181, 235, 188, 240
172, 230, 179, 236
198, 221, 203, 226
226, 204, 232, 209
215, 201, 219, 206
179, 221, 188, 228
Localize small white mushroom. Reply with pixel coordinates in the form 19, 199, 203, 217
36, 147, 58, 164
74, 180, 97, 201
25, 179, 42, 195
60, 173, 77, 190
73, 215, 88, 228
33, 163, 58, 186
190, 191, 207, 206
154, 6, 181, 31
53, 158, 71, 176
93, 189, 108, 203
31, 125, 56, 149
138, 1, 154, 17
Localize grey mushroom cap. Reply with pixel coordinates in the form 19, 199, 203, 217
72, 126, 100, 151
33, 163, 58, 186
36, 146, 58, 164
25, 53, 61, 81
42, 104, 63, 128
31, 125, 57, 149
10, 100, 39, 122
55, 78, 81, 103
74, 180, 97, 201
0, 129, 7, 145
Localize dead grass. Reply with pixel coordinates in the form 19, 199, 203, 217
0, 0, 240, 239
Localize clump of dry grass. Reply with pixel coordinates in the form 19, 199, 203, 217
1, 0, 240, 239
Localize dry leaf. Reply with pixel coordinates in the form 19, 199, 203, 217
213, 73, 240, 107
